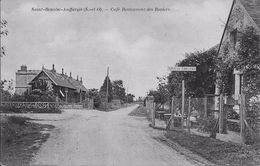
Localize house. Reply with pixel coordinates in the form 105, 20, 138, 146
29, 64, 87, 103
216, 0, 260, 109
15, 65, 41, 95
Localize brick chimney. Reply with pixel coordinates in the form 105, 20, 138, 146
80, 77, 83, 83
21, 65, 27, 71
51, 64, 56, 72
62, 68, 64, 75
70, 72, 72, 78
77, 75, 79, 81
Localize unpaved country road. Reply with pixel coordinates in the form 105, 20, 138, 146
30, 105, 197, 166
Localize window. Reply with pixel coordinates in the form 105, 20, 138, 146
230, 29, 238, 49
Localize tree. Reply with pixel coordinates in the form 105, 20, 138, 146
0, 80, 12, 101
126, 93, 135, 103
112, 80, 126, 102
168, 49, 218, 97
88, 88, 101, 108
26, 81, 55, 102
1, 19, 8, 57
99, 76, 113, 102
148, 76, 170, 107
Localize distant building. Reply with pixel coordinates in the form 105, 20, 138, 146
15, 65, 41, 95
29, 64, 87, 103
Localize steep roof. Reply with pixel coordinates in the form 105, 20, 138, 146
239, 0, 260, 28
43, 69, 76, 89
30, 68, 87, 92
67, 77, 88, 92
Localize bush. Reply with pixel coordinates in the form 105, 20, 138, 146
227, 121, 240, 132
198, 116, 218, 138
7, 116, 30, 125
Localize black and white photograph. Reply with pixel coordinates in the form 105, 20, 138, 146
0, 0, 260, 165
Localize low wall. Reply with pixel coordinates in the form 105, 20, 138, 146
59, 104, 83, 109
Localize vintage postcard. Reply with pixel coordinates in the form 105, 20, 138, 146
1, 0, 260, 165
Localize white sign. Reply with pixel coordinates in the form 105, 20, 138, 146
169, 66, 196, 72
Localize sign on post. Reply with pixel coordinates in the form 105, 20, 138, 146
169, 66, 196, 72
169, 66, 196, 130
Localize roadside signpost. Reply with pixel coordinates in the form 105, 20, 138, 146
169, 66, 196, 129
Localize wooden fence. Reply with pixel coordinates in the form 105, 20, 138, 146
147, 94, 260, 144
1, 102, 59, 109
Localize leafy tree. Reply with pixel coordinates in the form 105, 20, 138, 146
27, 81, 55, 102
168, 49, 218, 97
87, 88, 101, 108
126, 93, 135, 103
112, 80, 126, 101
1, 19, 8, 57
100, 76, 113, 102
0, 80, 12, 101
148, 76, 170, 107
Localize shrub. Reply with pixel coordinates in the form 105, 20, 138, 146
198, 116, 218, 138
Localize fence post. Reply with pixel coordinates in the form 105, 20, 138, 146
151, 102, 155, 128
170, 96, 175, 130
219, 94, 224, 133
148, 96, 155, 126
240, 94, 246, 143
188, 96, 191, 133
204, 96, 208, 118
181, 80, 185, 129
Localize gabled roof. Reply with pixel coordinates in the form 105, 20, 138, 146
43, 69, 76, 89
30, 68, 87, 92
67, 77, 87, 92
239, 0, 260, 28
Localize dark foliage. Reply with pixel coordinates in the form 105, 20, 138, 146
100, 76, 113, 102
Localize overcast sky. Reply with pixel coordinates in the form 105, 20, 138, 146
1, 0, 232, 97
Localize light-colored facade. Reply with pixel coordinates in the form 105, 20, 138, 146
15, 65, 40, 95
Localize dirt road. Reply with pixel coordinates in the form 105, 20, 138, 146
30, 105, 197, 166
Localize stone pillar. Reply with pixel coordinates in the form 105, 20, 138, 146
147, 96, 155, 127
215, 72, 221, 111
233, 69, 243, 113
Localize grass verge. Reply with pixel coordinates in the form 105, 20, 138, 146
165, 130, 260, 166
128, 105, 148, 117
0, 116, 54, 166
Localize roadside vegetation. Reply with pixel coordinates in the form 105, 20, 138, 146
128, 105, 148, 117
165, 130, 260, 166
0, 116, 54, 166
88, 77, 135, 111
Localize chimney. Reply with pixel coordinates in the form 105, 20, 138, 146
42, 65, 45, 70
62, 68, 64, 75
52, 64, 56, 72
80, 77, 83, 83
77, 75, 79, 81
70, 72, 72, 78
21, 65, 27, 71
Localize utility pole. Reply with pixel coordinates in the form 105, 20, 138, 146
105, 67, 109, 112
126, 87, 128, 105
0, 55, 2, 110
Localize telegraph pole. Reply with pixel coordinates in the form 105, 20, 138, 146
126, 87, 128, 106
105, 67, 109, 112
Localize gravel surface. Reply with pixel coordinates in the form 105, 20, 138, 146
28, 105, 198, 166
